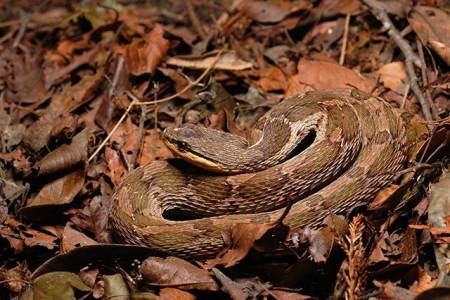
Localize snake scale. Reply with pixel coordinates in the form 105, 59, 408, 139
109, 90, 428, 258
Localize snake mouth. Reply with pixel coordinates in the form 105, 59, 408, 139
163, 135, 226, 172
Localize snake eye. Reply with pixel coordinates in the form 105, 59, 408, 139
176, 141, 189, 152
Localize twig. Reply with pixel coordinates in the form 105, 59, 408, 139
12, 13, 29, 48
363, 0, 433, 123
186, 0, 207, 40
88, 98, 137, 163
363, 0, 421, 68
87, 51, 223, 162
135, 50, 222, 105
109, 55, 124, 97
417, 39, 439, 119
129, 106, 146, 169
400, 83, 410, 109
339, 13, 351, 65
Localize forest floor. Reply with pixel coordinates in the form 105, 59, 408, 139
0, 1, 449, 299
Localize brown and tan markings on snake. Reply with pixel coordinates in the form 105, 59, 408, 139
109, 90, 428, 258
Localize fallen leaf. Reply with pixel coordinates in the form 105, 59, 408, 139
257, 66, 287, 92
139, 129, 174, 165
140, 256, 218, 291
22, 272, 91, 300
125, 24, 169, 76
61, 224, 98, 253
408, 6, 450, 66
103, 274, 130, 300
240, 1, 294, 23
35, 127, 93, 175
376, 62, 408, 94
104, 146, 128, 186
21, 168, 85, 220
285, 59, 375, 96
44, 47, 99, 87
166, 51, 252, 71
268, 290, 314, 300
410, 266, 437, 293
373, 280, 416, 300
159, 288, 196, 300
0, 263, 30, 294
204, 222, 277, 268
0, 50, 50, 104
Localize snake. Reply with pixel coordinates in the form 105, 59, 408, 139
109, 90, 428, 259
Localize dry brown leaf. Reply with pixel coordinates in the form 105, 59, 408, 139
204, 222, 276, 269
104, 147, 128, 186
23, 168, 85, 216
268, 290, 314, 300
125, 24, 169, 76
68, 197, 110, 243
44, 47, 99, 87
258, 66, 287, 92
315, 0, 361, 17
166, 51, 252, 71
46, 71, 104, 117
0, 263, 30, 294
35, 127, 93, 175
0, 50, 50, 104
373, 280, 416, 300
139, 129, 174, 165
410, 266, 437, 293
285, 59, 375, 96
140, 256, 218, 291
60, 224, 98, 253
408, 6, 450, 66
22, 118, 55, 152
159, 67, 196, 100
240, 1, 294, 23
21, 227, 58, 250
376, 62, 408, 94
159, 287, 196, 300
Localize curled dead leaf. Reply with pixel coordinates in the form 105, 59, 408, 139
140, 256, 218, 291
125, 24, 169, 76
166, 51, 252, 71
204, 222, 279, 269
35, 127, 93, 175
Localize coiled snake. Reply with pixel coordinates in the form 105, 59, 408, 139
109, 90, 428, 258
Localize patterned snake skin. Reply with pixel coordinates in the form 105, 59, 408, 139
109, 90, 428, 258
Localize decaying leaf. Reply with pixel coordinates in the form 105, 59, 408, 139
204, 222, 280, 268
408, 6, 450, 66
21, 168, 85, 220
166, 51, 253, 71
285, 59, 375, 96
35, 127, 93, 175
125, 24, 169, 76
102, 274, 130, 300
376, 62, 408, 94
19, 272, 91, 300
140, 256, 218, 291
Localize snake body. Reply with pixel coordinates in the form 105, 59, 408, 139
109, 91, 427, 258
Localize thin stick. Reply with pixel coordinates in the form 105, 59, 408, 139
88, 99, 137, 163
363, 0, 421, 68
363, 0, 433, 123
13, 13, 28, 48
186, 0, 207, 40
109, 55, 124, 97
135, 50, 222, 105
339, 13, 351, 65
417, 39, 438, 119
87, 51, 222, 162
130, 106, 146, 169
400, 83, 410, 109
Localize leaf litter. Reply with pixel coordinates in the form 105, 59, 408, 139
0, 1, 448, 299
